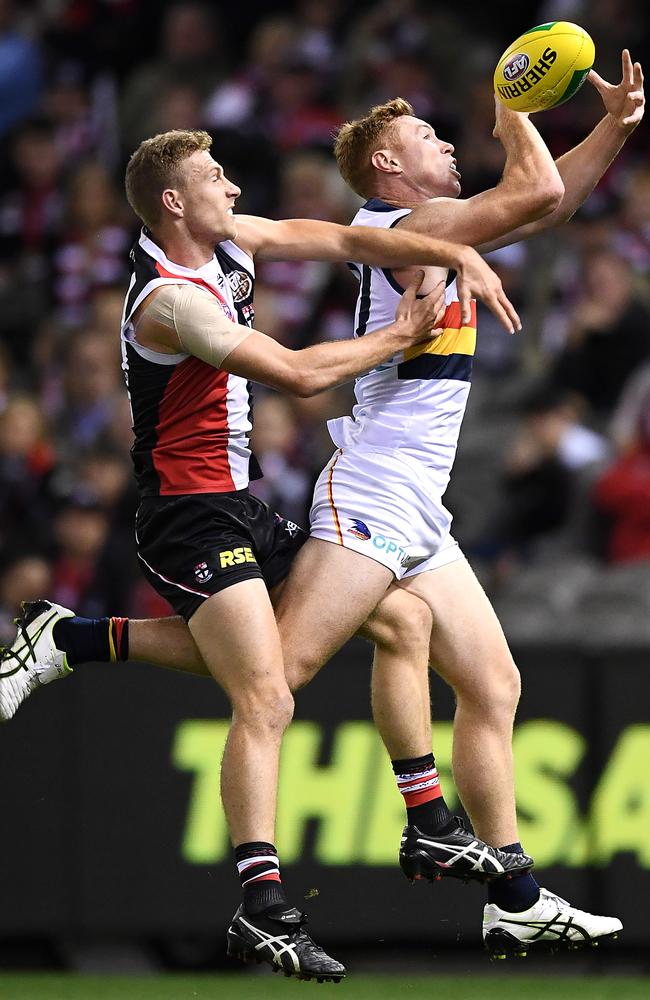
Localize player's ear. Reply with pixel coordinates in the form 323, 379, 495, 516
162, 188, 184, 217
371, 149, 402, 175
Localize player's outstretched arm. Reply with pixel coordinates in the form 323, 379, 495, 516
481, 49, 645, 250
234, 214, 473, 270
134, 278, 446, 397
395, 105, 565, 250
223, 274, 445, 397
236, 215, 520, 333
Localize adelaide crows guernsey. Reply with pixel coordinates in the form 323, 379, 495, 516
328, 198, 477, 497
120, 228, 260, 497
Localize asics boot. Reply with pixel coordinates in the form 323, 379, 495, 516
483, 886, 623, 958
226, 904, 346, 982
400, 818, 534, 884
0, 601, 73, 721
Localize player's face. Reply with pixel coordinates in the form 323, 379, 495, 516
389, 116, 461, 198
178, 151, 241, 241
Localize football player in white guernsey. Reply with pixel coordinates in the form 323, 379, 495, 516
271, 53, 643, 956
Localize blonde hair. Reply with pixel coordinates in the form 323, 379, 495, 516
334, 98, 414, 198
125, 129, 212, 229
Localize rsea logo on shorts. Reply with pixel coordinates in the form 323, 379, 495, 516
219, 546, 256, 569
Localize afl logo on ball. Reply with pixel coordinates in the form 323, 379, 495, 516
503, 53, 530, 81
227, 270, 253, 303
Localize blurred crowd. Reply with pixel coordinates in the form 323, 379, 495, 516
1, 0, 649, 645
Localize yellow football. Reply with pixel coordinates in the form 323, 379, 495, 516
494, 21, 595, 112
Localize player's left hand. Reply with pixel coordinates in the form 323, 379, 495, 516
456, 246, 521, 334
588, 49, 645, 133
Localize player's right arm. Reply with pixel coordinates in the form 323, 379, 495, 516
396, 105, 565, 248
134, 276, 444, 397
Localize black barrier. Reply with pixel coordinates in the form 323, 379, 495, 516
1, 638, 649, 949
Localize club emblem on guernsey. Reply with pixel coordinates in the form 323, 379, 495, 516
227, 270, 253, 302
348, 519, 371, 541
194, 561, 213, 583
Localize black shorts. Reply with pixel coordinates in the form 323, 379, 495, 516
135, 490, 308, 622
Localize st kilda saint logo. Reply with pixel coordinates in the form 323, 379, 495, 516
194, 561, 213, 583
227, 270, 253, 303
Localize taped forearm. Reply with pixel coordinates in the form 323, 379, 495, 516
143, 284, 252, 367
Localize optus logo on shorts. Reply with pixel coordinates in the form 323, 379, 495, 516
219, 546, 256, 569
347, 518, 410, 566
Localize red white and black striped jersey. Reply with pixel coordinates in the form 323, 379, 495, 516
120, 228, 261, 497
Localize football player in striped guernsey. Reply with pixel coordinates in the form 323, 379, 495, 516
1, 128, 524, 981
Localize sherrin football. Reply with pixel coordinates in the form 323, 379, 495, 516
494, 21, 595, 112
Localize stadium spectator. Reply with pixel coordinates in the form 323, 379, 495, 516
551, 248, 650, 421
249, 394, 312, 527
593, 382, 650, 563
0, 119, 63, 366
480, 381, 609, 573
0, 393, 57, 554
54, 330, 125, 450
255, 151, 357, 349
0, 0, 43, 138
51, 161, 131, 327
0, 552, 52, 646
120, 1, 226, 153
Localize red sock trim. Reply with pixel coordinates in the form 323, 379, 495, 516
110, 617, 129, 661
403, 785, 443, 807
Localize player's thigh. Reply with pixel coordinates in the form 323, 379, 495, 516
273, 537, 394, 688
399, 558, 520, 706
189, 578, 291, 719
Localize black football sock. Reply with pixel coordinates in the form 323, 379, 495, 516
52, 616, 129, 666
487, 842, 540, 912
235, 841, 288, 915
392, 753, 456, 835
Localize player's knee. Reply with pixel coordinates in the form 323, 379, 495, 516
366, 592, 432, 657
457, 658, 520, 720
284, 649, 320, 692
233, 684, 295, 736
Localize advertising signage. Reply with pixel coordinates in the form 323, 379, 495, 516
1, 639, 648, 948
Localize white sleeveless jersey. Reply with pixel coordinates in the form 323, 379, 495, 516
328, 198, 477, 497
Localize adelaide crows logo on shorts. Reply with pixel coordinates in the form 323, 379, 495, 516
194, 561, 213, 583
348, 519, 371, 541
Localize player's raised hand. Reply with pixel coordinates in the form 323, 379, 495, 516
395, 272, 445, 343
455, 246, 521, 334
589, 50, 645, 132
492, 96, 529, 139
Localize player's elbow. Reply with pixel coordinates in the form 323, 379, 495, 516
291, 369, 323, 397
533, 176, 565, 216
279, 364, 319, 398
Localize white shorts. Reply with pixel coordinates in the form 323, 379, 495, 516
309, 447, 464, 580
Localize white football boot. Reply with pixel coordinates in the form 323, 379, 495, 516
483, 887, 623, 959
0, 601, 74, 721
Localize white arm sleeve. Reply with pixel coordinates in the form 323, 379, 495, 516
142, 284, 252, 367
